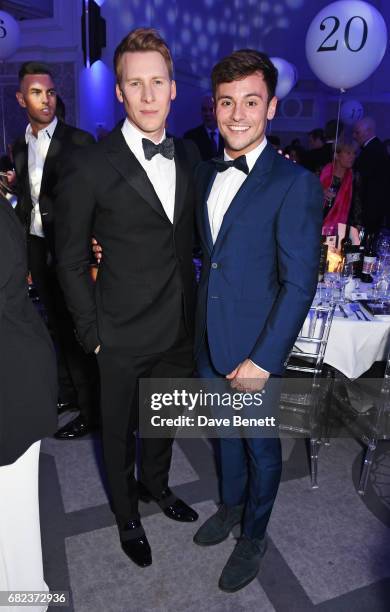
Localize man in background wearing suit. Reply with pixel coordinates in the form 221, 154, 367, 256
353, 116, 390, 233
13, 61, 98, 439
54, 29, 199, 568
305, 119, 344, 175
193, 50, 323, 592
184, 93, 224, 160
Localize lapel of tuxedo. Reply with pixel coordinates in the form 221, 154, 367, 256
105, 126, 168, 220
40, 121, 65, 197
197, 162, 216, 254
172, 138, 189, 226
13, 137, 32, 226
213, 143, 275, 253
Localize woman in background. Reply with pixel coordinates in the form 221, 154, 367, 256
320, 141, 362, 240
0, 187, 57, 611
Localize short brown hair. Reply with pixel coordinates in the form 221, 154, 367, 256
113, 28, 174, 83
211, 49, 278, 102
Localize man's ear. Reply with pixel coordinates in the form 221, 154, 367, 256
170, 79, 177, 101
115, 83, 123, 103
15, 91, 26, 109
267, 96, 278, 121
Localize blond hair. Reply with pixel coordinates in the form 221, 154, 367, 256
113, 28, 173, 83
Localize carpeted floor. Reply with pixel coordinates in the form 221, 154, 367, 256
39, 422, 390, 612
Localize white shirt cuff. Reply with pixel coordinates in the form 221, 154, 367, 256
249, 360, 270, 375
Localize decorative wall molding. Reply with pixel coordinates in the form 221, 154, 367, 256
10, 0, 80, 59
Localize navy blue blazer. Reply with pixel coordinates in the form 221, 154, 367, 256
194, 143, 324, 375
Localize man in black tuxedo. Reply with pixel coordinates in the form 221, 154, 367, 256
13, 61, 98, 439
184, 93, 224, 160
353, 116, 390, 233
54, 29, 199, 568
305, 119, 344, 175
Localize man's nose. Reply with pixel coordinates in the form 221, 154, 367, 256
142, 84, 154, 102
231, 102, 245, 121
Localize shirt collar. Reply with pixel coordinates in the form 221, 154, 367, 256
122, 118, 166, 159
224, 137, 267, 173
363, 136, 376, 148
25, 116, 58, 144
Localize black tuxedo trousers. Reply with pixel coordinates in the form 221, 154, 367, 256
97, 315, 193, 529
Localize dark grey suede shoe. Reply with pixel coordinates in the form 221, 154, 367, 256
193, 504, 244, 546
218, 535, 267, 592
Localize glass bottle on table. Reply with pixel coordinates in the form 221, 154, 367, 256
342, 225, 364, 278
322, 224, 338, 250
361, 233, 377, 283
341, 224, 352, 255
318, 236, 328, 283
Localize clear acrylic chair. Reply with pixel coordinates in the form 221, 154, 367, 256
328, 348, 390, 495
279, 303, 336, 488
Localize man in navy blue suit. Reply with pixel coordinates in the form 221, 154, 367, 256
193, 50, 323, 592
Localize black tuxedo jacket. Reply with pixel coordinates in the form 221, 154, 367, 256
13, 120, 95, 255
54, 126, 200, 355
184, 124, 224, 161
354, 137, 390, 231
0, 198, 57, 466
304, 142, 334, 175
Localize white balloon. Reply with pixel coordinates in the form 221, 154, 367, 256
270, 57, 298, 99
0, 11, 20, 60
305, 1, 387, 89
340, 99, 364, 124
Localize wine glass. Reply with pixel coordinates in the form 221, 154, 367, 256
338, 260, 353, 302
323, 271, 338, 303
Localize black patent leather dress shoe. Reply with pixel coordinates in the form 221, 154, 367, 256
57, 400, 78, 415
54, 415, 93, 439
121, 519, 152, 567
138, 483, 198, 523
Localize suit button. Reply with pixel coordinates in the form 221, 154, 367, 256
211, 262, 218, 269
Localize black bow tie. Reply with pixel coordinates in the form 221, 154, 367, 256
142, 137, 175, 160
212, 155, 249, 175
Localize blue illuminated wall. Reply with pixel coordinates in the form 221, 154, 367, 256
2, 0, 389, 144
93, 0, 389, 139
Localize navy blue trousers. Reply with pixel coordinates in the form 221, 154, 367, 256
197, 339, 282, 540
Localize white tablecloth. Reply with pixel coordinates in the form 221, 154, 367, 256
323, 314, 390, 379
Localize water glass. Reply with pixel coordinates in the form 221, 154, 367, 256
373, 275, 390, 304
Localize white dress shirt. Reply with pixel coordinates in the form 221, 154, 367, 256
121, 119, 176, 223
207, 137, 269, 374
207, 138, 267, 244
26, 116, 58, 237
